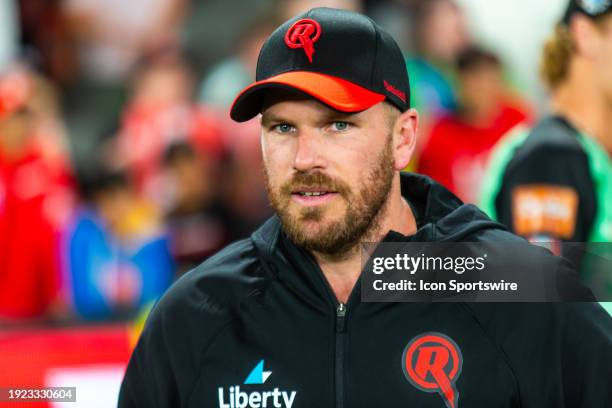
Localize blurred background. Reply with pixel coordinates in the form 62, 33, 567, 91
0, 0, 594, 406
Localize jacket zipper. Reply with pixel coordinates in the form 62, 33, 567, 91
301, 251, 354, 408
335, 302, 347, 408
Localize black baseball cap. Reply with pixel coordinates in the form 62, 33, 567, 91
562, 0, 612, 24
230, 7, 410, 122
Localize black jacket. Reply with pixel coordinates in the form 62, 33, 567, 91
119, 173, 612, 408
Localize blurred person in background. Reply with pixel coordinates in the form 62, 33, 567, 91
404, 0, 471, 137
480, 0, 612, 306
115, 50, 225, 205
481, 0, 612, 245
0, 67, 75, 323
162, 142, 231, 274
61, 0, 189, 177
418, 47, 532, 203
65, 169, 174, 320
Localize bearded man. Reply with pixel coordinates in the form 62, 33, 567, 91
119, 7, 611, 408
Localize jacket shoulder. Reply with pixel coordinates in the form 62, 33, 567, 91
118, 238, 269, 407
461, 302, 612, 405
161, 238, 269, 317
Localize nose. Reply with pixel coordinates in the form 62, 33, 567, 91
293, 130, 326, 172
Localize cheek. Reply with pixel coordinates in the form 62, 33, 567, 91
262, 137, 293, 184
333, 140, 384, 189
595, 47, 612, 89
605, 44, 612, 80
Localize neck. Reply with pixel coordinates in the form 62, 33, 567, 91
551, 61, 612, 153
312, 174, 417, 303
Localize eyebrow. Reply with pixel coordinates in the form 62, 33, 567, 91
261, 109, 361, 128
322, 111, 360, 122
260, 113, 290, 128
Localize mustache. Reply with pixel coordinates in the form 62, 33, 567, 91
280, 172, 350, 196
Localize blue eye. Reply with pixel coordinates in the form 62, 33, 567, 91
274, 124, 295, 133
331, 121, 350, 131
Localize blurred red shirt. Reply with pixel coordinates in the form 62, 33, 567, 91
0, 140, 73, 320
417, 103, 531, 203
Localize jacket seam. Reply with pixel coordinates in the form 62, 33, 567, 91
184, 260, 269, 407
458, 302, 523, 407
185, 317, 238, 407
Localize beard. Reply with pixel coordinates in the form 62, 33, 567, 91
264, 134, 395, 259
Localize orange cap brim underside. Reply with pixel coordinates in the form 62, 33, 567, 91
230, 71, 385, 122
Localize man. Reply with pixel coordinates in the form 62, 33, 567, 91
481, 0, 612, 245
418, 47, 531, 203
119, 8, 611, 407
479, 0, 612, 307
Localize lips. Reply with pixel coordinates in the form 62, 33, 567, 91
291, 187, 337, 197
290, 187, 339, 206
294, 191, 331, 197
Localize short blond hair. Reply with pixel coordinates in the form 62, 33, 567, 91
541, 16, 612, 90
540, 24, 574, 90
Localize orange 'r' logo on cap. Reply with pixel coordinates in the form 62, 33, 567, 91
285, 19, 322, 63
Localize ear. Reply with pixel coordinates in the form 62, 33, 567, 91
570, 14, 601, 59
393, 108, 418, 170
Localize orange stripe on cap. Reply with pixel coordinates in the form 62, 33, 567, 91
230, 71, 385, 122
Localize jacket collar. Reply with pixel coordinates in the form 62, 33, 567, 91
250, 172, 501, 308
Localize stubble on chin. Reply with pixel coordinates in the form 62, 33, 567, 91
264, 135, 395, 260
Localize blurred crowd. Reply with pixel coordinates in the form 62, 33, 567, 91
0, 0, 605, 325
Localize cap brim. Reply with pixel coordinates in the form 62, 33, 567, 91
230, 71, 386, 122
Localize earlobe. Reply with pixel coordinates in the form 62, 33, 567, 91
394, 109, 418, 170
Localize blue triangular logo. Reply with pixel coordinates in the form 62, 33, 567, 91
244, 360, 272, 384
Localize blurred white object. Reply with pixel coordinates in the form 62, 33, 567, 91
46, 364, 126, 408
0, 0, 18, 69
65, 0, 185, 83
456, 0, 567, 111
